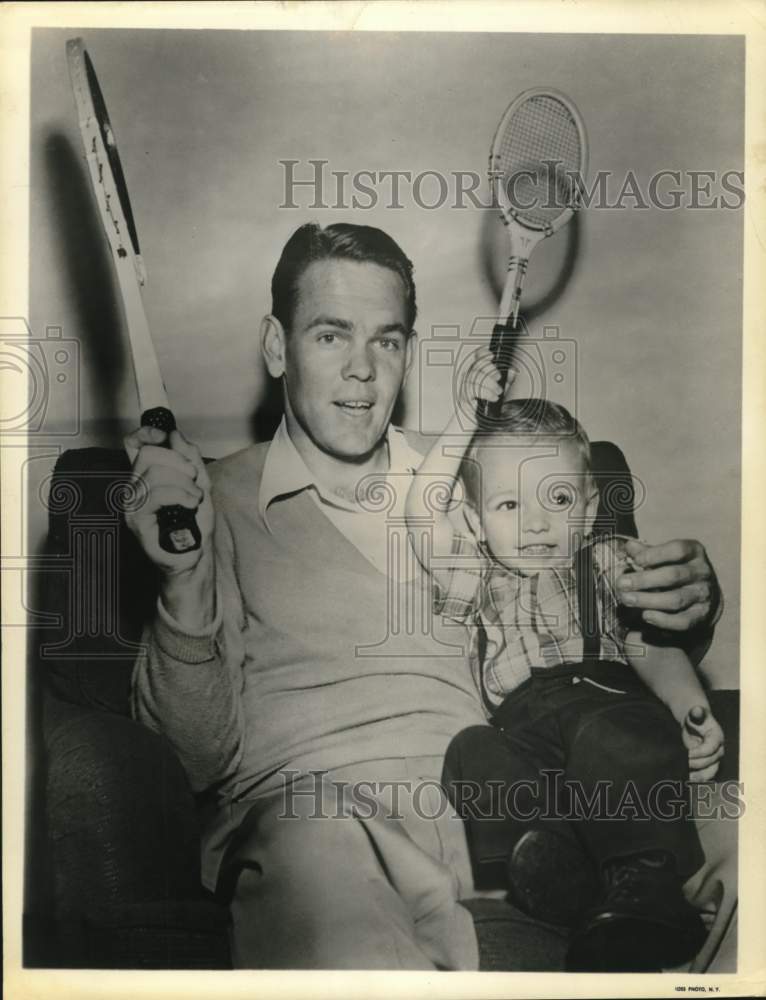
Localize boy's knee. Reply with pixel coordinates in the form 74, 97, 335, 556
444, 725, 503, 781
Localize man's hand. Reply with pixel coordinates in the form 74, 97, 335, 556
124, 424, 214, 573
683, 705, 725, 783
616, 538, 720, 632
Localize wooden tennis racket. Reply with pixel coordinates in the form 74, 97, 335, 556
66, 38, 201, 554
479, 88, 588, 423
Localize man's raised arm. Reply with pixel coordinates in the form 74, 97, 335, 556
125, 425, 245, 795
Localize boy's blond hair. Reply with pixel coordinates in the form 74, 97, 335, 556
461, 398, 592, 507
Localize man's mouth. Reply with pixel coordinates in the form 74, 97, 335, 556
334, 400, 374, 414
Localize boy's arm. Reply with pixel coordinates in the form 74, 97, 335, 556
595, 537, 724, 780
405, 410, 474, 594
627, 638, 709, 725
405, 346, 507, 595
625, 637, 724, 781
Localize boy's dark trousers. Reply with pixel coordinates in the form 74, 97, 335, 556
443, 659, 706, 891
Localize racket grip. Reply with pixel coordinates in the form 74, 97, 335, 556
140, 406, 202, 555
476, 322, 518, 423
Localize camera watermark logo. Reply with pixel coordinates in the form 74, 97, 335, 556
417, 319, 578, 437
0, 317, 80, 436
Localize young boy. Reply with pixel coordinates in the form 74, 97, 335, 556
405, 346, 724, 972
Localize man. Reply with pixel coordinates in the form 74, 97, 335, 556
126, 223, 721, 970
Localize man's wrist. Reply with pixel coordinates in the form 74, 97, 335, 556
160, 551, 217, 631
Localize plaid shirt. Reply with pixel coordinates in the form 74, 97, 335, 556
433, 532, 633, 709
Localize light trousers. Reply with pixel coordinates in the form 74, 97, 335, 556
221, 757, 478, 970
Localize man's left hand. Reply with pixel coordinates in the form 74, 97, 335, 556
617, 538, 720, 632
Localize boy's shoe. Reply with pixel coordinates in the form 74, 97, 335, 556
566, 857, 708, 972
505, 828, 600, 927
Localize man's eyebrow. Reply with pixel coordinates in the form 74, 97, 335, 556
304, 315, 354, 332
375, 323, 409, 337
302, 317, 409, 337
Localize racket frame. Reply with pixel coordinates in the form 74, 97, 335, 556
489, 87, 588, 326
479, 88, 588, 423
66, 38, 201, 554
66, 37, 168, 415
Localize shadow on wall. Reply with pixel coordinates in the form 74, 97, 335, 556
44, 131, 128, 429
41, 129, 582, 447
478, 205, 582, 323
249, 368, 282, 444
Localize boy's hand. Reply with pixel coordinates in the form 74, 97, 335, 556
457, 346, 515, 423
683, 705, 725, 782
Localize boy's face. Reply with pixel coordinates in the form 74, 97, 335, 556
467, 437, 599, 576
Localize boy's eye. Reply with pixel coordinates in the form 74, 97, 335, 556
497, 499, 518, 511
550, 487, 575, 507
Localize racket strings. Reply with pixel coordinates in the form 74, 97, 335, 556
495, 95, 582, 227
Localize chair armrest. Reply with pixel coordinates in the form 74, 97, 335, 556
707, 689, 739, 782
44, 694, 203, 912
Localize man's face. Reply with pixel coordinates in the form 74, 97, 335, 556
277, 259, 414, 462
470, 437, 597, 576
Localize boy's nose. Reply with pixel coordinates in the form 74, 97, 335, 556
522, 508, 550, 533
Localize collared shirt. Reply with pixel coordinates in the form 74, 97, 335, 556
259, 418, 422, 576
434, 531, 633, 709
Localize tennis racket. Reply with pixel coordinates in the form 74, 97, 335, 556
66, 38, 201, 554
479, 88, 588, 423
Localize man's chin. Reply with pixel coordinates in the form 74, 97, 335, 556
321, 424, 387, 463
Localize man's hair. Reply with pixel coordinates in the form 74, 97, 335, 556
271, 222, 417, 333
461, 398, 592, 507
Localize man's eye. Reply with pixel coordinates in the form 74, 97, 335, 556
378, 338, 401, 351
318, 332, 338, 344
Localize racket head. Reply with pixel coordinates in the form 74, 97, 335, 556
66, 38, 145, 279
489, 88, 588, 235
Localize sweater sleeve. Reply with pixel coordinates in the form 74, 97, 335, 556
130, 509, 247, 796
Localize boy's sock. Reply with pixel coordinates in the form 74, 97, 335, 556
566, 850, 707, 972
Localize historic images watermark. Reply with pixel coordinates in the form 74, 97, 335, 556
276, 769, 745, 823
278, 160, 745, 212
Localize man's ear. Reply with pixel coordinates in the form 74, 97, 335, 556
261, 315, 287, 378
584, 479, 600, 535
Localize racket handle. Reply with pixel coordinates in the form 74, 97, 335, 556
476, 321, 519, 424
140, 406, 202, 555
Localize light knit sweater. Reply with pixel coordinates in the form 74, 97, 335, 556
131, 432, 486, 809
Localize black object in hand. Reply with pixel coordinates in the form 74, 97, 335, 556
141, 407, 202, 554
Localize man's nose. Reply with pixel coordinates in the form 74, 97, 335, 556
342, 342, 374, 381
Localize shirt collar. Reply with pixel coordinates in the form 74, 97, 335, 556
258, 417, 421, 519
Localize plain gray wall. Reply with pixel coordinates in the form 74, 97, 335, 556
29, 28, 743, 686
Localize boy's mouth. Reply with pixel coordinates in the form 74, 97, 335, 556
519, 543, 557, 555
